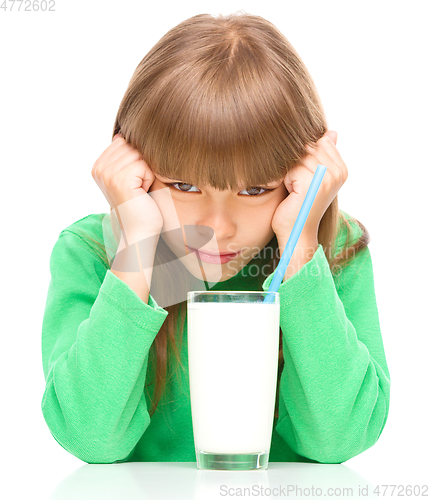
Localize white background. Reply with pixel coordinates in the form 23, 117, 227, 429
1, 0, 429, 497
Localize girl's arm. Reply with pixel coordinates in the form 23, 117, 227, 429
41, 229, 168, 464
262, 228, 390, 464
111, 231, 160, 305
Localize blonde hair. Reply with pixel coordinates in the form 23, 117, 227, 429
85, 12, 370, 419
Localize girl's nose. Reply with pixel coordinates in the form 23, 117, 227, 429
196, 211, 236, 240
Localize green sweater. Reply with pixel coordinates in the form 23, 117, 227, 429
41, 210, 390, 465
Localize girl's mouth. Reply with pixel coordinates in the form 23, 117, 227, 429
186, 246, 240, 264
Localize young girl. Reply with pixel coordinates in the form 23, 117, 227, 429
41, 12, 391, 465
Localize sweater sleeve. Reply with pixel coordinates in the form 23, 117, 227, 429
262, 243, 390, 464
41, 230, 168, 464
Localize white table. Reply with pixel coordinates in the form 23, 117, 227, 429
46, 462, 378, 499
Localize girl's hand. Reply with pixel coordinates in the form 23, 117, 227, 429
271, 130, 348, 242
91, 133, 164, 238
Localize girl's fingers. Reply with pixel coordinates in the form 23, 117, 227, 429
284, 164, 316, 195
93, 142, 136, 179
297, 150, 342, 191
305, 139, 346, 185
103, 149, 143, 179
306, 136, 348, 184
92, 137, 130, 176
319, 135, 346, 168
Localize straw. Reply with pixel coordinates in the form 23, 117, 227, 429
263, 164, 327, 303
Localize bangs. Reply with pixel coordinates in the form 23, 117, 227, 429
117, 14, 324, 191
141, 61, 300, 191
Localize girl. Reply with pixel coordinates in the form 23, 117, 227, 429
41, 12, 390, 465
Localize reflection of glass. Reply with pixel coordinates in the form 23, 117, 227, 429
48, 462, 377, 500
187, 291, 280, 471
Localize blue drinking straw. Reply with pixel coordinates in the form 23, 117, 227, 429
263, 164, 327, 303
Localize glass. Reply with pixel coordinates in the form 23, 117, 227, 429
187, 291, 280, 470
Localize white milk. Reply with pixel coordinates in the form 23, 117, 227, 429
187, 301, 280, 454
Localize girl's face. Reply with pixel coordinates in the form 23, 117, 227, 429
149, 173, 288, 282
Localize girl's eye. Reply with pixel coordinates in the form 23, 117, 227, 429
169, 182, 200, 193
240, 186, 273, 196
168, 182, 273, 196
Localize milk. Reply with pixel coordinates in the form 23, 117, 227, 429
187, 300, 280, 455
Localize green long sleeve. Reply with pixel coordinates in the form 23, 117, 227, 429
41, 212, 390, 464
41, 229, 168, 463
262, 242, 391, 464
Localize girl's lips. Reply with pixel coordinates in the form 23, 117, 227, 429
186, 246, 240, 264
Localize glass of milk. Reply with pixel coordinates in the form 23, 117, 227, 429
187, 291, 280, 471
